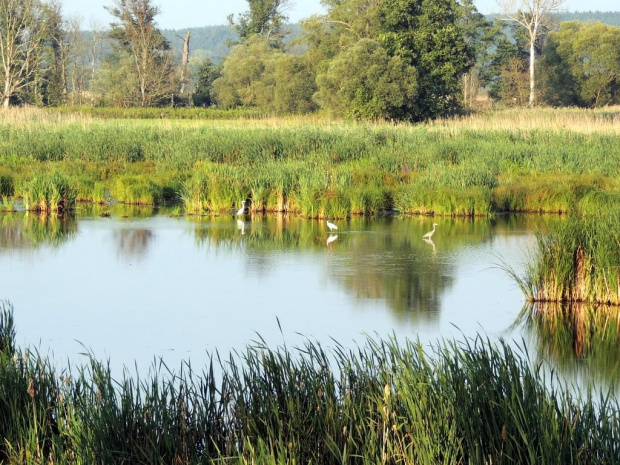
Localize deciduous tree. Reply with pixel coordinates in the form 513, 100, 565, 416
228, 0, 290, 48
103, 0, 175, 106
497, 0, 565, 107
0, 0, 47, 107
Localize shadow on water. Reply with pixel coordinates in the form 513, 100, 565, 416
517, 302, 620, 390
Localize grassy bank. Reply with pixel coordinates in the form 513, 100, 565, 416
0, 301, 618, 463
0, 107, 619, 216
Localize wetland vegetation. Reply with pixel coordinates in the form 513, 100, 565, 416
1, 302, 619, 464
1, 107, 619, 218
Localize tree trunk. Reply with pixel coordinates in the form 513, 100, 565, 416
529, 39, 535, 107
180, 29, 191, 95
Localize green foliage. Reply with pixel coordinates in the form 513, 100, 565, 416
111, 175, 164, 205
21, 173, 76, 212
315, 39, 418, 120
541, 21, 620, 107
378, 0, 474, 119
227, 0, 289, 48
212, 36, 316, 112
191, 59, 221, 107
101, 0, 176, 107
0, 174, 14, 196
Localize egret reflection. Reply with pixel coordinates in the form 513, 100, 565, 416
237, 219, 245, 235
326, 234, 338, 245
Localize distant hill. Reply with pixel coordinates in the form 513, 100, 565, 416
553, 11, 620, 26
161, 23, 302, 63
161, 26, 237, 63
146, 12, 620, 64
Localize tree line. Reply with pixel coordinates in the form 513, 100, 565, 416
2, 0, 620, 119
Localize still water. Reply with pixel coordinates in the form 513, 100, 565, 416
0, 208, 616, 391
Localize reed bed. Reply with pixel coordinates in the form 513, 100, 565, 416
516, 213, 620, 306
1, 108, 619, 217
0, 301, 618, 463
21, 173, 76, 213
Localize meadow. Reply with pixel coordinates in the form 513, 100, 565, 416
1, 107, 619, 217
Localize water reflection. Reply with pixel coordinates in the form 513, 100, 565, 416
519, 302, 620, 388
2, 209, 615, 393
113, 229, 155, 261
0, 213, 77, 251
189, 216, 513, 320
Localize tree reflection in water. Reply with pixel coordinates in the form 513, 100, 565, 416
113, 229, 155, 261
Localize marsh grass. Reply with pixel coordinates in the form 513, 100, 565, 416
1, 302, 618, 463
518, 215, 620, 305
1, 108, 620, 216
21, 173, 76, 213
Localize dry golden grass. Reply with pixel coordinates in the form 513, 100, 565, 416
2, 106, 620, 135
428, 106, 620, 135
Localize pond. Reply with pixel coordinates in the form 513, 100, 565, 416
0, 207, 616, 392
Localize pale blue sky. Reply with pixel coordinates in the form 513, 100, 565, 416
63, 0, 619, 30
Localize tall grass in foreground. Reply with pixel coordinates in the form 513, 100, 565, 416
0, 302, 618, 463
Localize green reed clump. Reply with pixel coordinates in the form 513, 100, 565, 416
21, 173, 76, 212
395, 184, 493, 216
519, 214, 620, 305
1, 302, 619, 463
0, 174, 14, 197
111, 175, 164, 205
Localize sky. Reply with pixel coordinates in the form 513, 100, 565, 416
62, 0, 619, 30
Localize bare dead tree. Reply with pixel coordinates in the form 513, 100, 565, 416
497, 0, 565, 107
0, 0, 48, 107
178, 29, 190, 96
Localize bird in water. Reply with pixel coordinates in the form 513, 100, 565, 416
423, 223, 438, 239
236, 200, 246, 216
326, 220, 338, 231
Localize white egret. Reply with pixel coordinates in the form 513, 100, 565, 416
236, 200, 246, 216
326, 234, 338, 245
422, 223, 438, 239
326, 220, 338, 231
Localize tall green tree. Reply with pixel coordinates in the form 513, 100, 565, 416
540, 21, 620, 107
314, 38, 417, 119
191, 58, 220, 107
103, 0, 175, 106
228, 0, 289, 48
485, 23, 531, 104
211, 35, 316, 113
377, 0, 474, 119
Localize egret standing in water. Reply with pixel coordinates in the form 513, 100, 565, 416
423, 223, 438, 239
326, 220, 338, 231
236, 200, 246, 216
